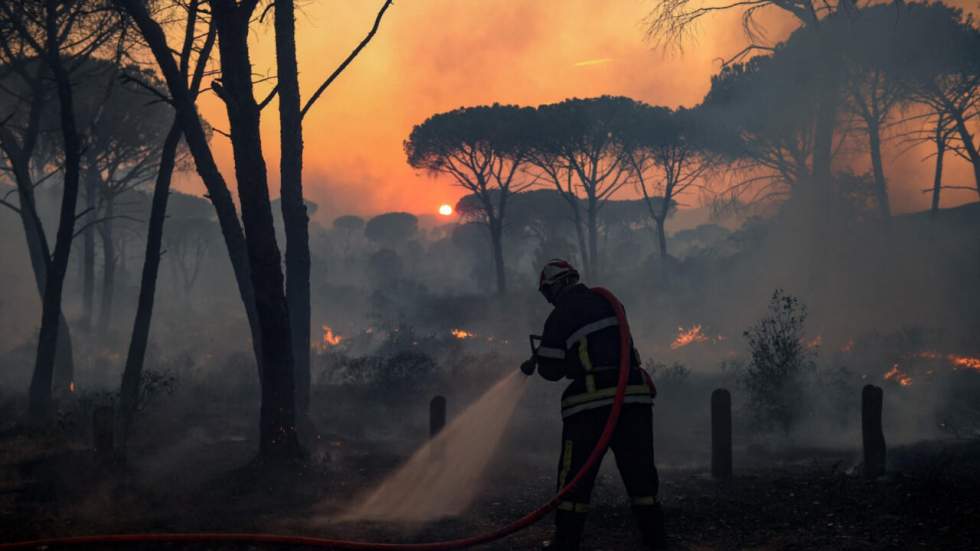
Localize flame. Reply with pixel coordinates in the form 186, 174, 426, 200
322, 325, 343, 346
884, 364, 912, 387
914, 351, 980, 372
805, 335, 823, 349
451, 328, 475, 340
671, 325, 708, 349
949, 354, 980, 371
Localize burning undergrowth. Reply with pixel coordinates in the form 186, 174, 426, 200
648, 291, 980, 464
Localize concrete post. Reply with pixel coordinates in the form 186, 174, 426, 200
862, 384, 886, 478
711, 388, 732, 479
430, 395, 446, 438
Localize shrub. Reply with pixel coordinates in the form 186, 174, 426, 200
738, 289, 816, 434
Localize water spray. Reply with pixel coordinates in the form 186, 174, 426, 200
0, 287, 633, 550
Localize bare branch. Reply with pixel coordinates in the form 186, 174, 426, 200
300, 0, 394, 119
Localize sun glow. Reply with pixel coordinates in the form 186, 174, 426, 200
438, 204, 453, 216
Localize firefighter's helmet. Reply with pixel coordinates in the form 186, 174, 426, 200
538, 258, 579, 303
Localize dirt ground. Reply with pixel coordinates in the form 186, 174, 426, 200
1, 423, 978, 551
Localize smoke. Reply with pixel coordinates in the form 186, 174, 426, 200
331, 371, 528, 522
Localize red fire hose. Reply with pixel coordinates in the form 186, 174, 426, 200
1, 287, 635, 550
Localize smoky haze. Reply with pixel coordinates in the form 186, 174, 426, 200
0, 0, 979, 548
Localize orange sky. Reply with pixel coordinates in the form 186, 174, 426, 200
179, 0, 977, 223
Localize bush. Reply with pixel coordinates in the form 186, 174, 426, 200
738, 289, 816, 434
648, 360, 691, 391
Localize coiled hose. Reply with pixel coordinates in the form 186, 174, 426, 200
0, 287, 634, 550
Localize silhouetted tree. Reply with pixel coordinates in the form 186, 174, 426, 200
833, 6, 910, 220
406, 104, 535, 294
527, 97, 635, 278
365, 212, 418, 248
115, 1, 215, 452
119, 0, 297, 459
0, 57, 77, 391
699, 51, 821, 205
119, 0, 395, 459
72, 62, 176, 336
333, 214, 364, 258
647, 0, 858, 260
889, 2, 980, 200
622, 104, 713, 258
0, 0, 120, 419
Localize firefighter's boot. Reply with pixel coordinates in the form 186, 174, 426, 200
543, 510, 587, 551
632, 502, 667, 550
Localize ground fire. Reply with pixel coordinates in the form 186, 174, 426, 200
884, 364, 913, 386
670, 324, 709, 349
322, 325, 343, 347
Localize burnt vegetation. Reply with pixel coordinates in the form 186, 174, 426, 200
0, 0, 979, 549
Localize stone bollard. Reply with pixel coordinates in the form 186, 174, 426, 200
429, 395, 446, 462
92, 405, 114, 461
430, 395, 446, 438
862, 384, 886, 479
711, 388, 732, 479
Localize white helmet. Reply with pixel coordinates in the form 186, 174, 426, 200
538, 258, 580, 303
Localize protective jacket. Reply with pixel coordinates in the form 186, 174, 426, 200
536, 284, 655, 418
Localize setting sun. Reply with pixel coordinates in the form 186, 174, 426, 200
438, 204, 453, 216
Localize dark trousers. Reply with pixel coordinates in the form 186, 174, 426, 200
553, 404, 665, 550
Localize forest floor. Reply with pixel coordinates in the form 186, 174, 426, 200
1, 424, 978, 550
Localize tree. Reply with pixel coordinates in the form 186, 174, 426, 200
70, 61, 177, 336
622, 104, 713, 258
0, 58, 78, 392
890, 2, 980, 200
647, 0, 860, 260
364, 211, 418, 248
0, 0, 120, 419
405, 104, 534, 293
834, 6, 909, 220
116, 0, 215, 451
119, 0, 296, 459
698, 47, 823, 206
527, 97, 635, 278
333, 214, 364, 257
118, 0, 394, 459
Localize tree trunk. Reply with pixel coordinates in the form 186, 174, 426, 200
805, 57, 840, 294
949, 110, 980, 200
98, 200, 115, 337
274, 0, 313, 433
587, 200, 599, 279
29, 19, 83, 420
215, 5, 300, 460
654, 216, 667, 258
930, 121, 946, 219
569, 199, 589, 276
867, 122, 891, 219
116, 121, 182, 453
82, 162, 98, 332
6, 154, 76, 390
119, 0, 266, 389
488, 217, 507, 294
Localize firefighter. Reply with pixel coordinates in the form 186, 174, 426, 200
521, 259, 666, 551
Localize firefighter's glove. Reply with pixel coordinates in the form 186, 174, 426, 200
520, 357, 537, 376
